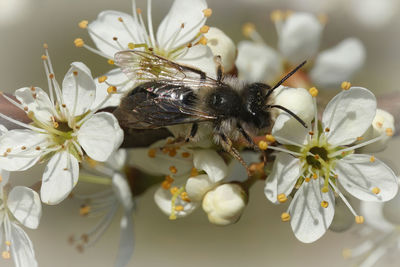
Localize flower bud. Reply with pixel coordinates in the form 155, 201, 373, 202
202, 183, 247, 226
357, 109, 395, 153
205, 27, 236, 72
272, 86, 314, 123
186, 174, 214, 202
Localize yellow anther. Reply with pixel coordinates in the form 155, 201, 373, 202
333, 174, 338, 179
35, 146, 41, 151
175, 205, 184, 211
270, 10, 284, 21
277, 193, 287, 203
73, 71, 78, 76
74, 38, 84, 47
6, 148, 11, 153
342, 249, 352, 259
41, 55, 48, 60
2, 251, 10, 259
81, 234, 89, 244
165, 175, 174, 183
170, 186, 179, 195
242, 22, 255, 37
281, 212, 291, 222
107, 86, 117, 94
86, 157, 98, 168
180, 192, 191, 202
308, 87, 319, 97
49, 73, 54, 79
370, 156, 375, 163
309, 131, 314, 136
169, 166, 178, 174
118, 17, 124, 22
324, 127, 330, 132
43, 43, 48, 49
356, 136, 364, 141
285, 10, 294, 18
386, 128, 394, 136
200, 25, 210, 34
341, 81, 351, 90
0, 175, 2, 182
202, 8, 212, 17
321, 186, 329, 193
107, 59, 115, 65
304, 177, 311, 182
136, 8, 142, 14
147, 148, 156, 158
128, 42, 135, 50
314, 155, 320, 160
181, 152, 191, 158
168, 149, 177, 157
162, 147, 169, 154
312, 173, 318, 180
24, 106, 28, 111
180, 23, 185, 29
318, 14, 328, 24
113, 37, 118, 41
258, 140, 268, 150
320, 201, 329, 208
376, 122, 383, 128
265, 134, 275, 143
198, 36, 208, 45
355, 215, 364, 224
78, 20, 88, 29
21, 146, 26, 150
372, 187, 380, 194
98, 76, 108, 83
5, 241, 11, 246
161, 180, 171, 190
79, 204, 91, 216
190, 167, 198, 177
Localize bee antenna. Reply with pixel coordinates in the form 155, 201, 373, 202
266, 104, 308, 128
265, 60, 307, 99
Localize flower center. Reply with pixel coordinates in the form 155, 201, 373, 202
306, 146, 329, 169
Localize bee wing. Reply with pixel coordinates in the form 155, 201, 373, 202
114, 83, 217, 129
114, 50, 219, 89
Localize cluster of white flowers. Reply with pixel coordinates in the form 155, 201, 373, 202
1, 0, 399, 266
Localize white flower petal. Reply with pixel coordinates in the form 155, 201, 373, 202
106, 149, 127, 171
310, 38, 366, 87
15, 87, 55, 124
156, 0, 207, 49
360, 201, 394, 233
186, 174, 214, 202
336, 154, 398, 202
128, 140, 194, 176
8, 186, 42, 229
322, 87, 377, 146
175, 45, 216, 79
358, 109, 395, 153
236, 41, 283, 84
272, 86, 314, 124
0, 130, 47, 171
62, 62, 96, 116
88, 10, 144, 58
264, 153, 301, 204
115, 212, 134, 267
350, 0, 398, 29
0, 169, 10, 187
205, 27, 236, 72
9, 221, 38, 267
290, 179, 335, 243
278, 12, 323, 64
193, 149, 228, 182
272, 113, 310, 146
40, 151, 79, 205
154, 186, 198, 218
93, 69, 135, 108
112, 173, 134, 211
77, 112, 123, 162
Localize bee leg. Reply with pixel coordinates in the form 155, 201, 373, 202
185, 123, 198, 142
219, 133, 251, 177
237, 123, 268, 167
214, 55, 224, 83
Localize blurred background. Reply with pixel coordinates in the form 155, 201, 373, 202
1, 0, 400, 266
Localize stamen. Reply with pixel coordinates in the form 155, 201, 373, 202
175, 205, 184, 211
108, 59, 115, 65
258, 141, 268, 150
197, 36, 208, 45
371, 187, 380, 194
265, 144, 302, 157
318, 14, 328, 25
180, 192, 191, 202
242, 22, 265, 43
203, 8, 212, 17
386, 128, 393, 136
320, 201, 329, 208
2, 251, 10, 259
107, 86, 117, 94
331, 134, 387, 157
74, 38, 114, 60
308, 87, 318, 97
74, 38, 85, 48
97, 76, 107, 83
169, 166, 177, 174
265, 134, 275, 143
80, 204, 91, 216
78, 20, 88, 29
280, 212, 290, 222
370, 156, 375, 162
0, 112, 46, 133
277, 193, 287, 203
355, 215, 364, 224
324, 127, 330, 132
341, 81, 351, 90
169, 186, 185, 220
147, 0, 157, 47
200, 25, 210, 33
270, 10, 284, 21
181, 152, 191, 158
147, 148, 156, 158
329, 180, 360, 217
190, 168, 198, 177
161, 180, 171, 190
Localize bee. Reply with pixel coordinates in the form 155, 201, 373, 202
113, 50, 306, 173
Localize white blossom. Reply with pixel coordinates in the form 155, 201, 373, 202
76, 0, 216, 107
0, 170, 42, 267
236, 12, 366, 88
264, 86, 398, 243
0, 51, 123, 205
